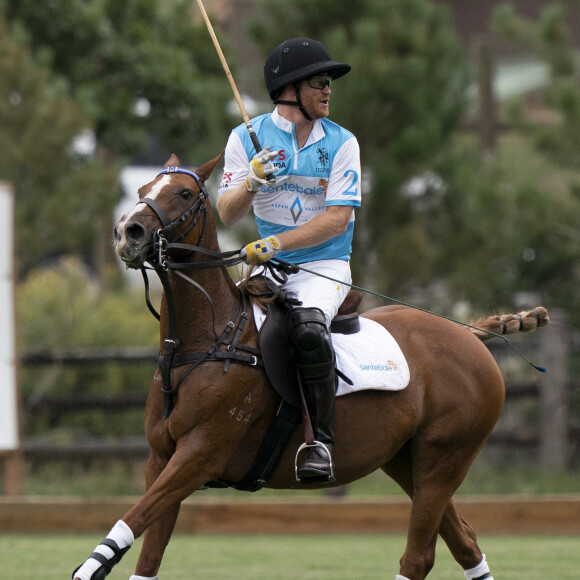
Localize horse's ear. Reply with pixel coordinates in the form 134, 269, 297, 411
164, 154, 181, 168
196, 150, 225, 183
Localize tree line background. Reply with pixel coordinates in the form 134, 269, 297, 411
3, 0, 580, 315
2, 0, 580, 489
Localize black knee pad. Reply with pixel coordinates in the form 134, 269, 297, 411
289, 307, 334, 366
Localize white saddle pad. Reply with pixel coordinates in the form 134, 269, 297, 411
253, 306, 410, 396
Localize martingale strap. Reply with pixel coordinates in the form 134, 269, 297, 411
141, 266, 161, 321
136, 166, 255, 419
154, 273, 260, 419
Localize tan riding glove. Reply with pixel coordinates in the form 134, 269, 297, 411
240, 235, 282, 264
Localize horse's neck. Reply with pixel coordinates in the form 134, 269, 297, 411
159, 241, 241, 352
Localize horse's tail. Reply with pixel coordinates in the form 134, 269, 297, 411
468, 306, 549, 341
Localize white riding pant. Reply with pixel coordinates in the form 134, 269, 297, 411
265, 259, 352, 328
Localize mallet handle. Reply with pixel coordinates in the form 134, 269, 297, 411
195, 0, 263, 154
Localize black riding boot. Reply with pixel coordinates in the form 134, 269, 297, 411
290, 307, 337, 484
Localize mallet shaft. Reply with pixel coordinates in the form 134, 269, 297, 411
195, 0, 263, 154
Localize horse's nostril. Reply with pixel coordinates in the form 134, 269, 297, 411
126, 222, 146, 243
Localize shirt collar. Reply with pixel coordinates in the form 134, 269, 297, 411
272, 107, 325, 147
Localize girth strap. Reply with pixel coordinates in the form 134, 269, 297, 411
205, 399, 301, 492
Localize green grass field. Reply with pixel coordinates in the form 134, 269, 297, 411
22, 455, 580, 497
5, 532, 579, 579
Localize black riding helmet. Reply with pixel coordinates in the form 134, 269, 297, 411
264, 38, 351, 119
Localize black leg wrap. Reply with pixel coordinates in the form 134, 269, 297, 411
72, 539, 130, 580
290, 307, 337, 483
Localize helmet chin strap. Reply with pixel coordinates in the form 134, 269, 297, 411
274, 83, 313, 121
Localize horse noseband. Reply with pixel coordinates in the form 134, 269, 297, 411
138, 197, 171, 228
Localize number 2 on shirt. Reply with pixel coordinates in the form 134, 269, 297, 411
342, 170, 359, 196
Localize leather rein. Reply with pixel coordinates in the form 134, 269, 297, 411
135, 167, 262, 418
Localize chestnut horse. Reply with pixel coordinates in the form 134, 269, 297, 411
74, 153, 548, 580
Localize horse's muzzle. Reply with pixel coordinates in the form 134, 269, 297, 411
114, 219, 153, 269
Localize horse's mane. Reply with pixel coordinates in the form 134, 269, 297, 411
238, 267, 283, 312
468, 306, 549, 341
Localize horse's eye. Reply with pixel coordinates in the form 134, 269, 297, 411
179, 189, 193, 201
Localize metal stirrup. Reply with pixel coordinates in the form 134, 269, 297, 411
294, 441, 335, 483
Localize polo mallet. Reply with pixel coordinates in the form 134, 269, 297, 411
195, 0, 265, 157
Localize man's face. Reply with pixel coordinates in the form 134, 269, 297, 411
297, 73, 332, 119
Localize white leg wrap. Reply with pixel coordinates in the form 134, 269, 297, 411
395, 576, 411, 580
129, 576, 160, 580
73, 521, 134, 580
73, 557, 102, 580
464, 553, 493, 580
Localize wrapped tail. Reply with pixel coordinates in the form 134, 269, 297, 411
468, 306, 549, 341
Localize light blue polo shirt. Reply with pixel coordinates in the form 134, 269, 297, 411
219, 108, 361, 263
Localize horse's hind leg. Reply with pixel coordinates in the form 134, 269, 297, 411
439, 502, 494, 579
381, 444, 445, 579
382, 442, 489, 579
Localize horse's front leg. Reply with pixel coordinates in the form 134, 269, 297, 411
73, 432, 231, 580
132, 449, 181, 579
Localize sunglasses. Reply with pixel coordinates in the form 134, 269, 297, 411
307, 74, 332, 90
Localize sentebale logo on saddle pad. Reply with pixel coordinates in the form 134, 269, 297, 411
359, 361, 398, 372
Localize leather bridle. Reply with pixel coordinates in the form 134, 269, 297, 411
126, 166, 259, 418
